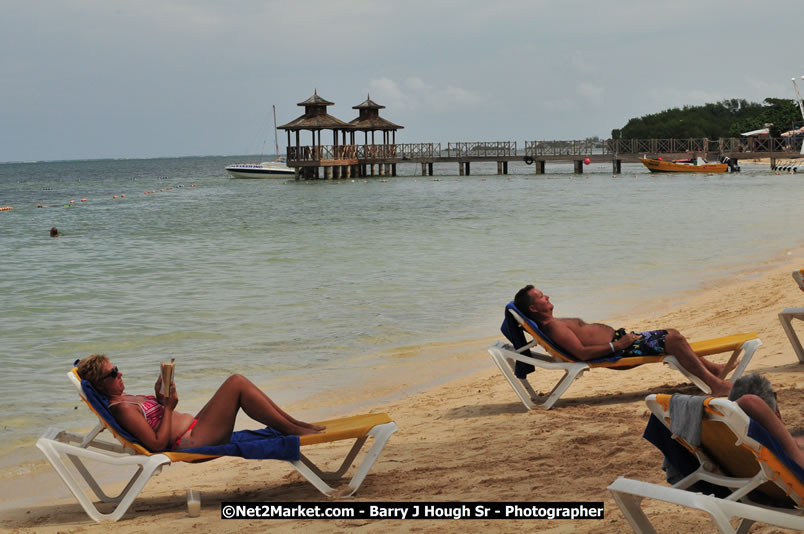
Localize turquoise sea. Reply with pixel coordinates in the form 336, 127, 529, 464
0, 156, 802, 475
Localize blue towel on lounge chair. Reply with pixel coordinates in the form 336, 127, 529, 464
79, 372, 300, 462
501, 302, 624, 378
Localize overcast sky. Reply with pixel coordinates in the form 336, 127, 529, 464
2, 0, 802, 162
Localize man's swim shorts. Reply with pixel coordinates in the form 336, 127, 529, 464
612, 328, 668, 356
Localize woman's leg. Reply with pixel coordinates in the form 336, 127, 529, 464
188, 375, 321, 447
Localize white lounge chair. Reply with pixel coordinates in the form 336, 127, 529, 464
608, 394, 804, 534
489, 302, 761, 409
779, 269, 804, 363
35, 368, 398, 522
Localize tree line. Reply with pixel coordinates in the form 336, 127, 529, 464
611, 98, 802, 139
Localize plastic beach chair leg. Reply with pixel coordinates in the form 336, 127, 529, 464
779, 308, 804, 363
542, 366, 588, 410
290, 421, 398, 497
36, 430, 171, 522
728, 339, 761, 381
608, 479, 659, 534
488, 347, 537, 410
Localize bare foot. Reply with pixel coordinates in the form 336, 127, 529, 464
296, 421, 327, 432
294, 425, 324, 436
710, 380, 733, 397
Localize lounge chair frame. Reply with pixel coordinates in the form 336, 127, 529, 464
778, 269, 804, 363
489, 306, 760, 410
608, 395, 804, 534
36, 371, 397, 522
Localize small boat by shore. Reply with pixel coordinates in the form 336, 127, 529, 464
226, 105, 294, 179
639, 157, 729, 173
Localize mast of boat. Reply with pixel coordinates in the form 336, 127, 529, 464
794, 77, 804, 154
793, 76, 804, 120
272, 105, 281, 160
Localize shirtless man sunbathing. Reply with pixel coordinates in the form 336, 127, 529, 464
514, 284, 733, 396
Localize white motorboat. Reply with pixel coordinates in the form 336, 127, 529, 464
225, 160, 294, 178
226, 105, 294, 178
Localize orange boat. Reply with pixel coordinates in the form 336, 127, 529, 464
639, 157, 729, 173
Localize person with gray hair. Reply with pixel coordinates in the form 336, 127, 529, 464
727, 373, 803, 467
728, 373, 777, 413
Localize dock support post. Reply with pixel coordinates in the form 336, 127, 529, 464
574, 160, 583, 174
534, 161, 545, 174
428, 162, 433, 176
503, 161, 508, 174
421, 163, 427, 176
465, 162, 470, 176
497, 162, 502, 175
459, 162, 464, 176
392, 163, 397, 177
325, 167, 332, 179
612, 159, 622, 174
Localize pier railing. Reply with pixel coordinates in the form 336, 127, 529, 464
602, 137, 802, 155
446, 142, 517, 157
526, 140, 603, 156
287, 143, 443, 162
286, 137, 803, 163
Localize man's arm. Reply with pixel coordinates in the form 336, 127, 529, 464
736, 395, 804, 468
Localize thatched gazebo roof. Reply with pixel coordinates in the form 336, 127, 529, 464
349, 95, 403, 131
278, 90, 353, 131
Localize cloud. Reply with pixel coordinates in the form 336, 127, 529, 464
369, 77, 483, 113
576, 83, 605, 105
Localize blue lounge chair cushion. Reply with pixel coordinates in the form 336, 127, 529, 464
77, 366, 300, 461
501, 301, 624, 378
748, 419, 804, 481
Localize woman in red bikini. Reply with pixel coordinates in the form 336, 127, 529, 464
77, 354, 324, 452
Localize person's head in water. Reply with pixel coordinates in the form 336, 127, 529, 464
50, 227, 59, 237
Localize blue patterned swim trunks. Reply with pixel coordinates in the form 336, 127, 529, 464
612, 328, 668, 357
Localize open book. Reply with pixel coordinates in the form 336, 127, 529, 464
160, 358, 175, 397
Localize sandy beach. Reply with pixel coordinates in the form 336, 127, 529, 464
3, 248, 803, 533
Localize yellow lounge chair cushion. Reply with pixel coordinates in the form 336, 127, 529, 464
300, 413, 393, 446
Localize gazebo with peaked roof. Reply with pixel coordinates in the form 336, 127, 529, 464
278, 90, 354, 166
348, 94, 404, 146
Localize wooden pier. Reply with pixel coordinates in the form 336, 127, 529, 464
284, 137, 804, 178
278, 91, 802, 179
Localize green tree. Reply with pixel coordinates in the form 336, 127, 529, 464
615, 98, 799, 139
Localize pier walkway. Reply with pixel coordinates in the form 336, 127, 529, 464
285, 137, 803, 178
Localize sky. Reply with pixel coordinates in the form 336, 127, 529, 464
1, 0, 802, 162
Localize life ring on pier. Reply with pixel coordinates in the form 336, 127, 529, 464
524, 156, 534, 165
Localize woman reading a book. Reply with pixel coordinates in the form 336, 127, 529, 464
77, 353, 324, 452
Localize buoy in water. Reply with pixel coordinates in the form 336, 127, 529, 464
583, 157, 591, 165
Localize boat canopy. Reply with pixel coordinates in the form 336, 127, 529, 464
740, 127, 770, 137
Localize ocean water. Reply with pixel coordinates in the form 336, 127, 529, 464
0, 156, 801, 463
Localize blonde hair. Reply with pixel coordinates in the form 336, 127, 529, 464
77, 353, 110, 388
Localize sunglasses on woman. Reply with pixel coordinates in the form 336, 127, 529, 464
103, 366, 119, 380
